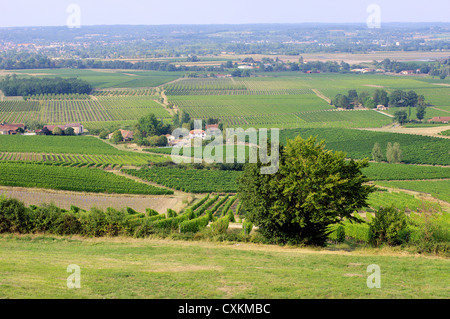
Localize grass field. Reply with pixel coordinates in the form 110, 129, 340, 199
375, 180, 450, 203
0, 235, 448, 298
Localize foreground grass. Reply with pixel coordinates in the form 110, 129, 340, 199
0, 234, 448, 299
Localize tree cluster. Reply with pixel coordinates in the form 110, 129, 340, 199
0, 75, 92, 97
332, 88, 425, 110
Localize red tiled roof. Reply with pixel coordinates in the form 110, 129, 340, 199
429, 116, 450, 122
0, 123, 25, 131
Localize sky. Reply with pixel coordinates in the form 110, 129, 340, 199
1, 0, 449, 27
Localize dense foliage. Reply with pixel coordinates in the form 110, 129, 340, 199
0, 76, 92, 96
238, 136, 374, 246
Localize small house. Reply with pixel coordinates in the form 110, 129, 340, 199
428, 116, 450, 124
0, 123, 25, 135
376, 105, 388, 110
44, 123, 83, 135
189, 129, 206, 139
108, 129, 134, 141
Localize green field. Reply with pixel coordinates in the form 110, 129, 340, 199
0, 96, 171, 126
366, 190, 442, 212
0, 162, 172, 195
122, 167, 241, 193
0, 135, 146, 156
10, 69, 183, 89
1, 71, 448, 131
375, 180, 450, 203
362, 162, 450, 181
280, 127, 450, 165
0, 235, 448, 298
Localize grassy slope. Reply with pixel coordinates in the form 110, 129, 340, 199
0, 235, 448, 299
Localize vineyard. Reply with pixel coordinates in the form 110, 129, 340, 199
0, 151, 168, 167
366, 190, 442, 212
122, 167, 241, 193
0, 135, 139, 155
0, 95, 171, 126
362, 162, 450, 181
375, 180, 450, 203
0, 162, 173, 195
280, 127, 450, 165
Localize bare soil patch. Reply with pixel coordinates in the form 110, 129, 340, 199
360, 125, 450, 138
0, 186, 181, 214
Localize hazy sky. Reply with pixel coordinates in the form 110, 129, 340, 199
1, 0, 449, 27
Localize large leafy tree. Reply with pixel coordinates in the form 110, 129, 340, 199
135, 113, 168, 138
238, 136, 374, 246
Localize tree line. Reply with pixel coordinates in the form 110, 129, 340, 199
332, 89, 426, 110
0, 75, 92, 97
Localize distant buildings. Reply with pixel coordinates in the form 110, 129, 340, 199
44, 123, 84, 135
376, 105, 388, 110
189, 129, 206, 139
0, 123, 25, 135
351, 68, 376, 73
428, 116, 450, 123
107, 129, 134, 141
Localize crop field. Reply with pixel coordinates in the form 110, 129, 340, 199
366, 190, 442, 212
0, 96, 171, 126
9, 69, 183, 89
122, 167, 241, 193
0, 162, 173, 195
0, 135, 132, 155
361, 162, 450, 181
0, 152, 168, 167
375, 180, 450, 203
163, 74, 449, 129
280, 127, 450, 165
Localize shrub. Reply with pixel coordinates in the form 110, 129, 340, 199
145, 208, 159, 216
28, 203, 63, 234
0, 196, 29, 233
227, 210, 235, 222
242, 220, 253, 235
55, 212, 82, 235
328, 224, 346, 243
167, 208, 177, 218
152, 214, 188, 231
79, 208, 107, 237
179, 215, 210, 233
369, 206, 409, 247
210, 216, 229, 235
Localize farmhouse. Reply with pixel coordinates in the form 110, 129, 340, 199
189, 129, 206, 139
44, 123, 84, 135
428, 116, 450, 123
400, 70, 414, 75
205, 124, 220, 132
165, 134, 176, 145
215, 74, 232, 78
0, 123, 25, 135
108, 129, 134, 141
376, 104, 388, 110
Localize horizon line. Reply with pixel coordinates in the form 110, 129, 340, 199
1, 21, 450, 29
